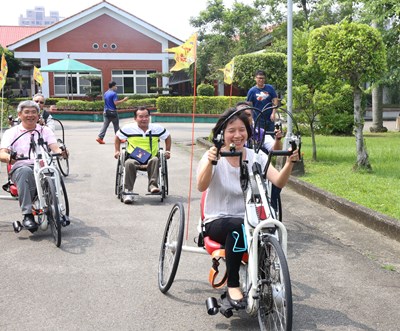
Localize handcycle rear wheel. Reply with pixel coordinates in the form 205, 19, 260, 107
158, 202, 184, 293
43, 176, 62, 247
56, 139, 69, 177
258, 235, 292, 331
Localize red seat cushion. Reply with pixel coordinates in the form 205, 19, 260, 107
204, 236, 223, 255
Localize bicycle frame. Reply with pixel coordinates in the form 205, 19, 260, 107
242, 161, 288, 316
31, 135, 64, 226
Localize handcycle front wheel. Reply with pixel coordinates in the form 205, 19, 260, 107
158, 202, 185, 293
258, 235, 292, 331
43, 176, 62, 247
56, 139, 69, 177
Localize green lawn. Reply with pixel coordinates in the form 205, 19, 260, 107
299, 132, 400, 221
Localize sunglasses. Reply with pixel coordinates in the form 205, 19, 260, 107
34, 100, 45, 104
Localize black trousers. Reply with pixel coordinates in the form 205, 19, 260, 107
205, 217, 245, 287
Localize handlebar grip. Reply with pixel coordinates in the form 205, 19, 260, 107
289, 140, 297, 151
220, 151, 242, 158
14, 156, 29, 161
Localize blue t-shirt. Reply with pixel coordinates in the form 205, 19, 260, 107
104, 89, 118, 112
247, 84, 277, 127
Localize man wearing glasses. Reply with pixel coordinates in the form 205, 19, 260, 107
33, 93, 55, 132
246, 70, 278, 132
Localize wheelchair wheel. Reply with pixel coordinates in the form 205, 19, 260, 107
43, 177, 62, 247
115, 155, 124, 198
159, 152, 168, 202
258, 235, 292, 331
158, 202, 185, 293
56, 139, 69, 177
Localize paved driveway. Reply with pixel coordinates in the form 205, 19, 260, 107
0, 119, 399, 331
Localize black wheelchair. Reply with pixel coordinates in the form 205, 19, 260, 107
115, 141, 168, 202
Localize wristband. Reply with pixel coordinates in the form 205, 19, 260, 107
165, 151, 171, 154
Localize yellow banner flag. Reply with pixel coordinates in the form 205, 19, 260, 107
219, 59, 234, 85
0, 53, 8, 91
33, 66, 44, 86
165, 33, 197, 72
0, 72, 5, 91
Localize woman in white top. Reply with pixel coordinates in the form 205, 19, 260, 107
196, 108, 299, 308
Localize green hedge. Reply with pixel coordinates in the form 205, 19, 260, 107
54, 98, 157, 111
156, 96, 245, 114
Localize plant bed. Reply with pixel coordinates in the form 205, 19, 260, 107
151, 112, 219, 123
49, 108, 155, 122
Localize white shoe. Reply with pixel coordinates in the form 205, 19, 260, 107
123, 192, 134, 204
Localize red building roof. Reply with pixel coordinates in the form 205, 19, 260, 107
0, 26, 45, 48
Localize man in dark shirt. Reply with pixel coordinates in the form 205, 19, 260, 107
246, 70, 278, 132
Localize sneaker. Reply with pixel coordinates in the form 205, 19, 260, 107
22, 214, 37, 229
123, 194, 134, 204
96, 137, 105, 144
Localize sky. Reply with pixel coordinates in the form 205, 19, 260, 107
1, 0, 255, 41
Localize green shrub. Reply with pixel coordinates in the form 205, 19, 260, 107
124, 98, 157, 108
156, 96, 245, 114
197, 83, 215, 96
56, 100, 104, 111
318, 84, 357, 135
46, 98, 67, 105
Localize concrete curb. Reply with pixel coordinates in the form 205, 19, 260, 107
287, 177, 400, 242
196, 137, 400, 242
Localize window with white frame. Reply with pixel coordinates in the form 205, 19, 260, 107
111, 70, 156, 94
54, 73, 101, 96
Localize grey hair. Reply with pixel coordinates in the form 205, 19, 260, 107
33, 93, 45, 100
17, 100, 40, 113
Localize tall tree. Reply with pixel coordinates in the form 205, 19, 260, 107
361, 1, 400, 130
308, 21, 387, 170
190, 0, 271, 83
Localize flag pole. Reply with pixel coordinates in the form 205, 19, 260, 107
185, 41, 198, 240
229, 83, 233, 107
0, 88, 4, 172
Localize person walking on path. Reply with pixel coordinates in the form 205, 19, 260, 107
96, 81, 128, 144
246, 70, 278, 132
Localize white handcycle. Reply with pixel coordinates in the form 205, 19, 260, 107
1, 129, 70, 247
158, 141, 299, 331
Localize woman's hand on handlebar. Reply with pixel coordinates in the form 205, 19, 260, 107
207, 146, 219, 164
114, 151, 120, 159
287, 147, 299, 163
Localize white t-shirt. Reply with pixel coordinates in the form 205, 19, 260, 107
197, 148, 268, 223
0, 123, 57, 171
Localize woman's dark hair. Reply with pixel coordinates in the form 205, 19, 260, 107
212, 107, 252, 141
